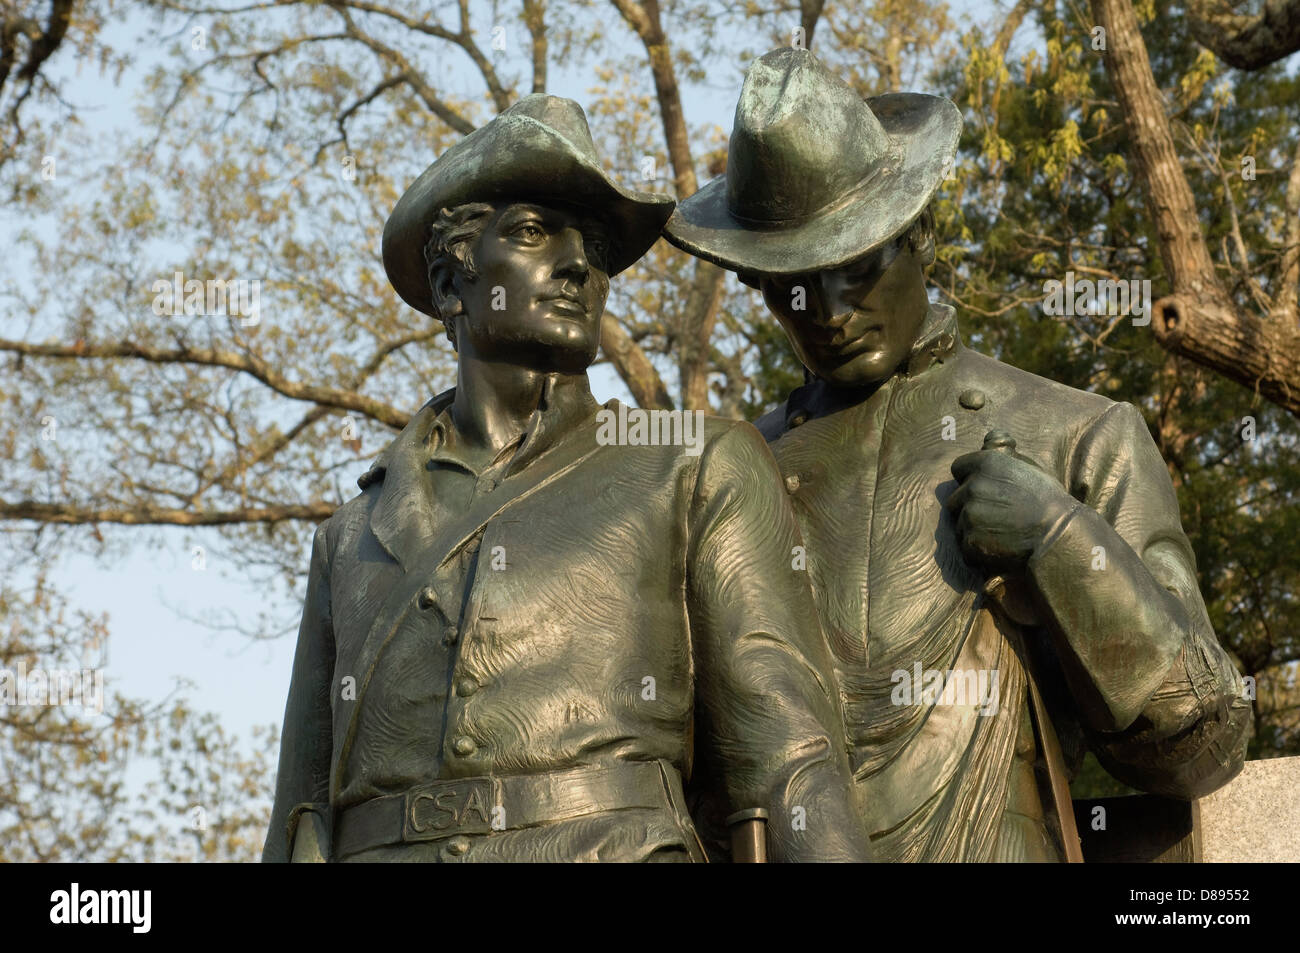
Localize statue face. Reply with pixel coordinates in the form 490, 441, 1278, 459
760, 237, 930, 389
455, 202, 610, 372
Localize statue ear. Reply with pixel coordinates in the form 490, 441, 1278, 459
429, 269, 464, 350
910, 232, 936, 268
432, 269, 465, 320
905, 212, 937, 268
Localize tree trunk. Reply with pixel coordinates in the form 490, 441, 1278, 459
1092, 0, 1300, 417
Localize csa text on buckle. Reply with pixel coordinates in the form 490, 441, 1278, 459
404, 780, 496, 841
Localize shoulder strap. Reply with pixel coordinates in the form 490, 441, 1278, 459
422, 422, 606, 573
983, 577, 1084, 863
1025, 663, 1085, 862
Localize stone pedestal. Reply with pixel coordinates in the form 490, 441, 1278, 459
1072, 756, 1300, 862
1198, 756, 1300, 863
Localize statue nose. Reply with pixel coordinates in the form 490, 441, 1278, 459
554, 227, 589, 280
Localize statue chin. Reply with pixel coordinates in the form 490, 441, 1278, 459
463, 320, 601, 374
809, 349, 900, 391
520, 332, 601, 374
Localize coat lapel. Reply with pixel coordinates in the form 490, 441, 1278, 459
365, 388, 455, 572
364, 375, 601, 572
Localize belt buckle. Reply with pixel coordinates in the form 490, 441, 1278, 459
403, 778, 496, 843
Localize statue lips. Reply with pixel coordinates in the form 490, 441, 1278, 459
814, 312, 882, 363
539, 292, 589, 317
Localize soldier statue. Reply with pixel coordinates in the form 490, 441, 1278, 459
665, 48, 1251, 862
263, 94, 871, 863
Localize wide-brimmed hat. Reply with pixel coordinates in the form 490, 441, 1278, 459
663, 48, 961, 276
383, 94, 675, 318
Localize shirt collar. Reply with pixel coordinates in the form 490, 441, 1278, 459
429, 372, 600, 478
905, 302, 959, 376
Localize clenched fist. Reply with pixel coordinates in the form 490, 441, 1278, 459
945, 431, 1079, 574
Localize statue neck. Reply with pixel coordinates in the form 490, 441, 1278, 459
451, 352, 589, 464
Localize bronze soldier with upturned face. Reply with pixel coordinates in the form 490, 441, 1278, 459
264, 94, 871, 863
666, 49, 1251, 862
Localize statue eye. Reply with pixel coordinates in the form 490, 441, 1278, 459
586, 237, 609, 264
513, 222, 545, 241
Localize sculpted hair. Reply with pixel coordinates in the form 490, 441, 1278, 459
424, 201, 496, 347
902, 204, 936, 265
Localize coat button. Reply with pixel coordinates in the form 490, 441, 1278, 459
417, 587, 438, 610
456, 677, 479, 697
443, 625, 459, 646
444, 835, 471, 856
789, 411, 808, 427
452, 735, 476, 756
958, 389, 986, 410
784, 474, 800, 493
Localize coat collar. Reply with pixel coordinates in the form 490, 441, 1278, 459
359, 373, 601, 570
781, 302, 959, 429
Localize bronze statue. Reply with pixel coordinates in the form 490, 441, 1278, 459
665, 48, 1251, 862
263, 94, 872, 863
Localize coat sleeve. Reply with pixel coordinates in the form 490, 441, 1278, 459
262, 520, 337, 862
1025, 400, 1251, 798
686, 421, 873, 861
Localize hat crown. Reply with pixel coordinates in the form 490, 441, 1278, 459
726, 49, 893, 227
502, 94, 600, 163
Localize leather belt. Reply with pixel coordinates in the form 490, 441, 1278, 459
334, 761, 680, 858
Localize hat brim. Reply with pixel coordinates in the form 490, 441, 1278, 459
663, 93, 961, 277
384, 114, 674, 318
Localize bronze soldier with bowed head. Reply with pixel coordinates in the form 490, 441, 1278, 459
263, 94, 871, 863
665, 49, 1250, 862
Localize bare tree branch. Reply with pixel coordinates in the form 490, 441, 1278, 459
600, 311, 672, 409
1187, 0, 1300, 70
326, 0, 512, 111
523, 0, 548, 94
323, 3, 475, 134
0, 0, 76, 167
0, 500, 335, 525
0, 337, 414, 428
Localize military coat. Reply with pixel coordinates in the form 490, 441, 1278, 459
265, 374, 870, 862
755, 305, 1251, 861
